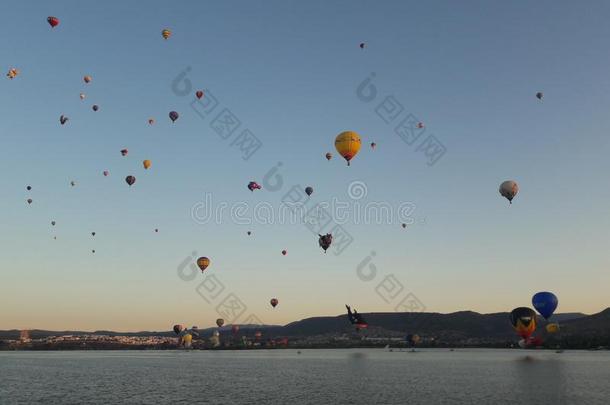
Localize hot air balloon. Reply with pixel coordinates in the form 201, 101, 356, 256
83, 75, 92, 84
536, 92, 543, 101
27, 199, 32, 205
499, 180, 519, 204
120, 149, 128, 156
318, 233, 332, 253
325, 152, 332, 161
281, 250, 287, 256
546, 323, 560, 334
196, 90, 204, 99
532, 292, 558, 321
91, 232, 95, 237
346, 305, 368, 329
47, 16, 60, 28
402, 223, 407, 229
60, 115, 69, 125
305, 186, 313, 196
92, 250, 96, 254
162, 29, 171, 40
155, 229, 159, 233
6, 68, 19, 79
51, 221, 56, 226
80, 93, 85, 100
26, 186, 31, 191
169, 111, 179, 122
148, 118, 155, 125
359, 43, 366, 49
103, 171, 109, 177
143, 160, 152, 170
125, 175, 136, 186
335, 131, 362, 166
270, 298, 278, 308
70, 181, 76, 187
406, 334, 420, 347
92, 105, 99, 112
417, 122, 424, 129
197, 257, 210, 272
216, 319, 225, 328
370, 142, 376, 150
173, 324, 184, 335
247, 181, 262, 192
509, 307, 537, 340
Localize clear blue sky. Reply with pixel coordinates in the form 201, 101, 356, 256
2, 0, 610, 331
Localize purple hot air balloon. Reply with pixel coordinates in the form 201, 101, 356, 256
169, 111, 179, 123
125, 175, 136, 186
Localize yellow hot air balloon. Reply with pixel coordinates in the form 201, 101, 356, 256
180, 333, 193, 348
143, 160, 152, 170
162, 29, 171, 40
546, 323, 560, 333
335, 131, 361, 166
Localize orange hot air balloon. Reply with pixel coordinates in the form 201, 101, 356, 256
83, 75, 92, 83
143, 160, 152, 170
270, 298, 278, 308
162, 29, 171, 40
197, 257, 210, 272
509, 307, 537, 340
335, 131, 361, 166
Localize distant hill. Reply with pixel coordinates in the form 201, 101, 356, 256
1, 310, 605, 343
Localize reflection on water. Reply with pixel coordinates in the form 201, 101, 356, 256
515, 356, 567, 404
1, 349, 609, 405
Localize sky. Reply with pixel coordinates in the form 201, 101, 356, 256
2, 0, 610, 331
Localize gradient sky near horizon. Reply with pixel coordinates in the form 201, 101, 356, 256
2, 0, 610, 331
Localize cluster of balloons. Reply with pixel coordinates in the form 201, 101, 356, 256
509, 292, 559, 348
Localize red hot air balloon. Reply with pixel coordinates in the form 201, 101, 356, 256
270, 298, 278, 308
247, 181, 262, 192
196, 90, 204, 99
125, 176, 136, 186
47, 16, 59, 28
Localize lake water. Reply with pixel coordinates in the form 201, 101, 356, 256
1, 349, 609, 404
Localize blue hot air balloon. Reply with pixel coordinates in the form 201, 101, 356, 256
532, 292, 558, 320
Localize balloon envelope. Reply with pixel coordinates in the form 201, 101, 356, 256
125, 176, 136, 186
509, 307, 537, 340
270, 298, 278, 308
197, 257, 210, 272
499, 180, 519, 204
216, 318, 225, 327
532, 292, 558, 320
169, 111, 179, 122
335, 131, 362, 166
47, 16, 59, 28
